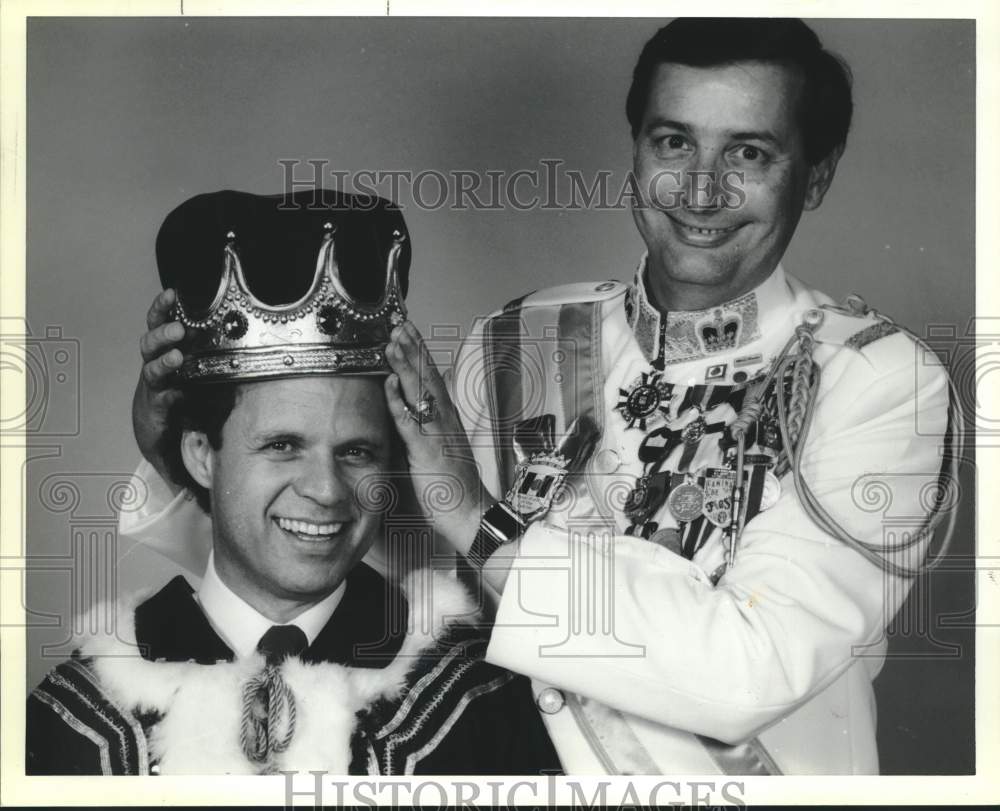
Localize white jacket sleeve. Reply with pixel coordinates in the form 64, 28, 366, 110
485, 337, 951, 744
117, 459, 212, 577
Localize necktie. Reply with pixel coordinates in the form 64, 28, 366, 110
256, 625, 308, 666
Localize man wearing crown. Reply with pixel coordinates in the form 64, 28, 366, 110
25, 190, 561, 776
123, 20, 955, 774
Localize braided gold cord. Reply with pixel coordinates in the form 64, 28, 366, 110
240, 665, 298, 767
724, 303, 962, 578
786, 326, 817, 444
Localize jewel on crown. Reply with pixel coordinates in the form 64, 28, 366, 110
173, 221, 407, 382
697, 308, 741, 354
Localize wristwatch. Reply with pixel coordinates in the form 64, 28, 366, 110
466, 501, 527, 569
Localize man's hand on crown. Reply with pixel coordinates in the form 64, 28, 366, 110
385, 321, 494, 558
133, 288, 186, 494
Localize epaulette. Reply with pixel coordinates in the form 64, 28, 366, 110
809, 295, 901, 351
500, 280, 627, 312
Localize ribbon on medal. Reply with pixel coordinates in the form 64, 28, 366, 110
624, 471, 671, 525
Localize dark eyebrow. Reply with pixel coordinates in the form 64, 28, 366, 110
340, 435, 387, 452
727, 130, 782, 148
645, 120, 784, 150
645, 118, 693, 134
251, 429, 304, 445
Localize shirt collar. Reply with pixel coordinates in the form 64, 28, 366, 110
196, 551, 346, 659
625, 254, 791, 367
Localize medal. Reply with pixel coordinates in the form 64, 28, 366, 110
616, 371, 672, 430
667, 479, 704, 522
648, 528, 683, 554
675, 387, 717, 472
760, 414, 781, 451
680, 385, 715, 448
758, 471, 782, 511
702, 466, 737, 527
624, 472, 669, 524
681, 415, 706, 445
506, 451, 570, 521
624, 476, 651, 523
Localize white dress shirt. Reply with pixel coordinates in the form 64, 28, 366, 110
195, 551, 346, 659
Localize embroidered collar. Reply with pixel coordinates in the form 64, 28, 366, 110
624, 256, 788, 367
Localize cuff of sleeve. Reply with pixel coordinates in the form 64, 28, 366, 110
485, 522, 707, 671
118, 459, 191, 536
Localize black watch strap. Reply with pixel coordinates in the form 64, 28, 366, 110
466, 501, 527, 569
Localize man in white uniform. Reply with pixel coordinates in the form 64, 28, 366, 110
125, 19, 954, 774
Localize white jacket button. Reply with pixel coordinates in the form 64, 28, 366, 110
536, 687, 565, 714
592, 448, 622, 474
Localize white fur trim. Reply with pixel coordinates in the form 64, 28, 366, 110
278, 661, 358, 772
74, 569, 478, 774
350, 567, 479, 706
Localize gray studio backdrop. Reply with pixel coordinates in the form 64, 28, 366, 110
23, 18, 975, 774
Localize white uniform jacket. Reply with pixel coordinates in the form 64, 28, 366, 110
453, 262, 950, 775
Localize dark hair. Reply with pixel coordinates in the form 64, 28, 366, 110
625, 18, 853, 165
158, 383, 241, 513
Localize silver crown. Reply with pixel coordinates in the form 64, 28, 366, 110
175, 222, 407, 382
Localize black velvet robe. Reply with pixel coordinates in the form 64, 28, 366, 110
26, 564, 561, 776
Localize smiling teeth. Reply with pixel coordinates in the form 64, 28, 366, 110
684, 224, 735, 235
277, 517, 343, 535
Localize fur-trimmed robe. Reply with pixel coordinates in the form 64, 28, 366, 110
26, 564, 560, 775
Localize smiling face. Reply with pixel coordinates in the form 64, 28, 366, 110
631, 61, 840, 310
181, 376, 392, 622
